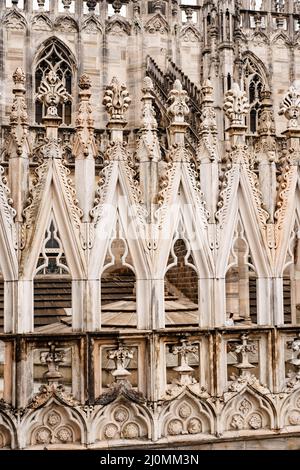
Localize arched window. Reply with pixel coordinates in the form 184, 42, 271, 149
242, 56, 265, 134
283, 221, 300, 325
225, 219, 258, 325
164, 235, 198, 326
35, 40, 74, 126
34, 218, 72, 331
100, 215, 137, 328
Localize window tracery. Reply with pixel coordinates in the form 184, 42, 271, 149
35, 41, 74, 125
242, 57, 265, 133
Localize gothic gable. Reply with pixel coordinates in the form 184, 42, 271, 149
145, 13, 169, 34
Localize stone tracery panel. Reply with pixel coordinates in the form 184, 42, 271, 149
94, 400, 150, 442
161, 394, 214, 439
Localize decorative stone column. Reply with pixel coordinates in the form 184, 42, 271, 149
73, 74, 97, 222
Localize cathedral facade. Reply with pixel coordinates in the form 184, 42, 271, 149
0, 0, 300, 450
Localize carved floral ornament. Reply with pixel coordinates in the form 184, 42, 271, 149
10, 67, 28, 129
223, 82, 250, 127
167, 79, 189, 124
107, 344, 134, 381
141, 77, 157, 130
36, 70, 72, 119
279, 85, 300, 129
103, 77, 131, 122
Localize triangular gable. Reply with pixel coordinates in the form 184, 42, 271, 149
21, 158, 85, 279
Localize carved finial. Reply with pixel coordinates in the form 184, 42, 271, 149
141, 77, 157, 130
258, 88, 276, 136
86, 0, 97, 12
36, 0, 46, 8
108, 344, 134, 382
223, 82, 249, 126
185, 7, 193, 22
74, 74, 95, 157
172, 337, 198, 386
142, 76, 154, 95
231, 334, 257, 376
13, 67, 25, 86
40, 343, 65, 385
167, 79, 189, 124
62, 0, 72, 9
112, 0, 122, 14
79, 74, 92, 90
201, 79, 214, 103
153, 0, 163, 13
36, 70, 71, 120
103, 76, 131, 122
197, 78, 218, 161
9, 67, 29, 154
279, 85, 300, 130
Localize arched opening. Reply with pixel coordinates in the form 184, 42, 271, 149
225, 221, 258, 325
100, 216, 137, 328
242, 55, 266, 133
34, 218, 72, 332
283, 223, 300, 325
34, 40, 75, 125
164, 238, 198, 326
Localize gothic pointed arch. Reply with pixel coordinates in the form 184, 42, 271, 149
179, 23, 201, 43
100, 208, 137, 328
33, 38, 76, 125
159, 391, 215, 439
221, 389, 275, 434
271, 32, 292, 47
82, 15, 103, 34
91, 398, 151, 443
145, 13, 169, 34
279, 389, 300, 429
0, 409, 17, 449
106, 15, 131, 36
217, 172, 270, 279
90, 161, 150, 281
154, 155, 212, 280
21, 157, 85, 280
0, 165, 18, 281
3, 9, 27, 30
54, 15, 79, 33
21, 402, 86, 449
225, 215, 259, 325
274, 169, 299, 276
281, 209, 300, 325
241, 52, 269, 133
32, 13, 53, 31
